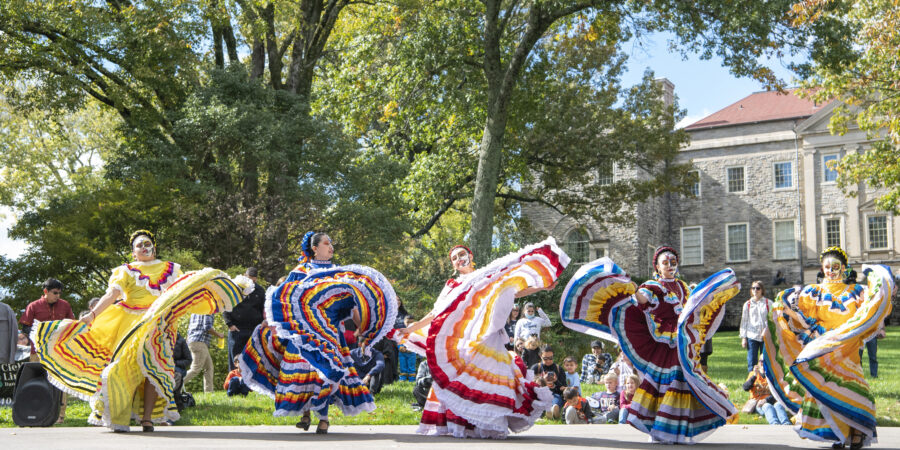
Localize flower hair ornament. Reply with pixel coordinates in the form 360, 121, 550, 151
298, 231, 316, 263
819, 246, 848, 265
130, 229, 156, 248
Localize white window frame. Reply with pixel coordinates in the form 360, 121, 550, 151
772, 161, 793, 191
564, 227, 592, 265
772, 219, 798, 260
821, 216, 844, 250
594, 243, 609, 260
726, 222, 750, 262
688, 170, 701, 197
726, 165, 746, 194
822, 153, 840, 184
597, 161, 615, 186
680, 226, 703, 266
864, 213, 892, 251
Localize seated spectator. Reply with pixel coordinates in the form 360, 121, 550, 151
562, 356, 581, 394
609, 350, 634, 388
618, 374, 639, 423
413, 359, 432, 408
224, 356, 251, 397
530, 345, 567, 420
590, 372, 620, 423
580, 340, 612, 384
521, 336, 541, 368
397, 317, 418, 381
563, 386, 594, 424
351, 344, 386, 394
742, 361, 791, 425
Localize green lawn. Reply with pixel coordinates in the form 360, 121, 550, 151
2, 328, 898, 427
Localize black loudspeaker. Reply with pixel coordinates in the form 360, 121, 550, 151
12, 362, 61, 427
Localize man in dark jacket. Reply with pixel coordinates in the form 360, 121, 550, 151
351, 344, 385, 395
223, 267, 266, 370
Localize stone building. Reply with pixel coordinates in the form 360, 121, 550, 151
523, 85, 900, 326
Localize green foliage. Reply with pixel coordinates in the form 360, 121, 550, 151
793, 0, 900, 214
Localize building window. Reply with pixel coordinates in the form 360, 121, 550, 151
688, 170, 701, 197
773, 161, 793, 189
595, 245, 608, 259
867, 216, 889, 250
727, 167, 745, 193
598, 160, 614, 186
773, 220, 797, 259
726, 223, 749, 262
565, 228, 591, 264
825, 218, 842, 248
823, 154, 839, 183
680, 227, 703, 266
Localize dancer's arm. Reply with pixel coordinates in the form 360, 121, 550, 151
398, 313, 434, 335
79, 287, 123, 325
632, 282, 650, 304
515, 281, 558, 298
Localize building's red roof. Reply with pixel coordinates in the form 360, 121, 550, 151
685, 89, 823, 130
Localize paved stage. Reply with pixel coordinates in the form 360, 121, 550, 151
5, 424, 899, 449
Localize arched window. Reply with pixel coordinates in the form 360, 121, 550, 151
564, 228, 591, 265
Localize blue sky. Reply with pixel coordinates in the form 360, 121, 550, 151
619, 32, 799, 128
0, 32, 800, 259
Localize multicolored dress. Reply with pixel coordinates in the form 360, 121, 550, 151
30, 261, 245, 430
240, 264, 397, 418
761, 265, 894, 447
393, 238, 568, 439
559, 259, 739, 443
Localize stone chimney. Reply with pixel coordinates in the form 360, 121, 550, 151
655, 78, 675, 107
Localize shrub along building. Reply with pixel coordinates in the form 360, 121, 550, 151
524, 83, 900, 326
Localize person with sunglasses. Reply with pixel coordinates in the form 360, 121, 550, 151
739, 281, 771, 372
530, 345, 567, 419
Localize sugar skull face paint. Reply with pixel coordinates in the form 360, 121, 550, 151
655, 252, 678, 279
450, 247, 472, 273
822, 256, 844, 281
132, 235, 155, 261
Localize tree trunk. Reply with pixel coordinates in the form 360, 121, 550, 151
470, 91, 510, 260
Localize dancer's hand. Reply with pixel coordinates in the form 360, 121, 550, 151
397, 327, 410, 336
79, 311, 96, 325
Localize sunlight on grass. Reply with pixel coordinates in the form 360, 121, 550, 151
2, 328, 898, 427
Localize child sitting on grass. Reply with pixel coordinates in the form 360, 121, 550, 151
563, 386, 594, 424
618, 373, 639, 424
224, 356, 251, 397
590, 372, 620, 423
397, 316, 418, 381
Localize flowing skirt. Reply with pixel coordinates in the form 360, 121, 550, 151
239, 265, 397, 418
763, 264, 894, 447
402, 238, 568, 438
30, 269, 244, 430
559, 259, 739, 443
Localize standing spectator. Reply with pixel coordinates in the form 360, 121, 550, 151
184, 313, 223, 392
581, 340, 612, 384
15, 332, 31, 362
19, 278, 73, 423
397, 317, 418, 381
859, 322, 885, 378
562, 356, 581, 394
521, 336, 542, 368
19, 278, 75, 341
514, 302, 551, 341
590, 372, 620, 423
413, 359, 432, 408
351, 344, 386, 394
530, 345, 567, 419
223, 267, 266, 370
618, 374, 639, 424
224, 356, 251, 396
0, 298, 16, 363
740, 280, 770, 372
610, 351, 634, 388
563, 386, 594, 424
505, 304, 519, 348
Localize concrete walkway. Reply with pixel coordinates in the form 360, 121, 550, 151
4, 424, 900, 449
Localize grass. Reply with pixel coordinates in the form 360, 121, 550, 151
2, 327, 898, 427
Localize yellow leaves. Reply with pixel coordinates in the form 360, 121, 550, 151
381, 100, 399, 121
585, 27, 599, 43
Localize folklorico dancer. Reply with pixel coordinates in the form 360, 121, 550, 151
30, 230, 249, 431
760, 246, 895, 450
559, 246, 740, 443
395, 238, 569, 439
239, 231, 398, 434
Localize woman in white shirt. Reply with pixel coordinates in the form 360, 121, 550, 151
739, 280, 770, 372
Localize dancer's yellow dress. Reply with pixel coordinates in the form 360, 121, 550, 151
31, 261, 245, 430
